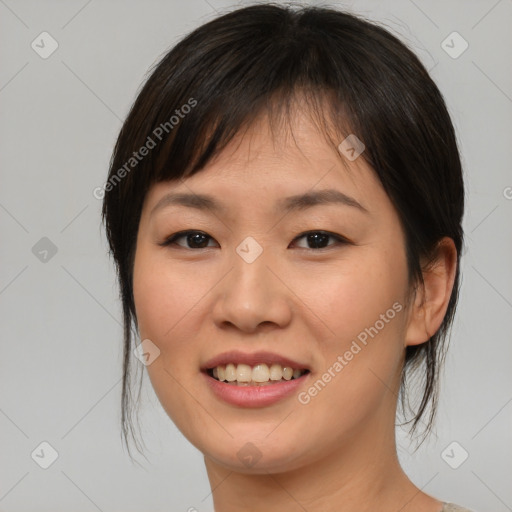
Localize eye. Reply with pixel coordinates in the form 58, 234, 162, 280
290, 230, 349, 250
160, 230, 218, 249
160, 229, 349, 251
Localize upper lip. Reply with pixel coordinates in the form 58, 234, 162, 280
201, 350, 310, 371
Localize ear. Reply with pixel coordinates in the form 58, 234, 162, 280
405, 237, 458, 347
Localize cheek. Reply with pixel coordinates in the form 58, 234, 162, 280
300, 244, 409, 408
302, 245, 408, 346
133, 246, 200, 341
132, 246, 207, 431
132, 245, 218, 382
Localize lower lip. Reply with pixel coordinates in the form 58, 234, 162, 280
202, 371, 310, 408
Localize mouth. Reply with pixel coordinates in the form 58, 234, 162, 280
204, 363, 310, 386
201, 350, 312, 387
201, 351, 311, 407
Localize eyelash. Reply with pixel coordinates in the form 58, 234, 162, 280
159, 230, 351, 251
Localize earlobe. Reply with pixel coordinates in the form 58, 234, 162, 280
405, 237, 458, 347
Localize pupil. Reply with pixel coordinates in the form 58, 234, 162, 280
308, 232, 328, 248
189, 233, 208, 248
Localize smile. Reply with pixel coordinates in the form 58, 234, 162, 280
207, 363, 309, 385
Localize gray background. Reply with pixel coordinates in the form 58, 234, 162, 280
1, 0, 511, 511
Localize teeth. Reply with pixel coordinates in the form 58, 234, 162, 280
209, 363, 307, 384
225, 363, 237, 382
282, 367, 293, 380
269, 364, 283, 381
236, 364, 252, 382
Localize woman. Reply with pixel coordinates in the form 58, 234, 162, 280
101, 4, 472, 511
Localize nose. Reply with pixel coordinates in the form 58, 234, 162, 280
211, 245, 292, 334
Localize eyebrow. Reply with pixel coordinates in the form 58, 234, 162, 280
150, 188, 369, 217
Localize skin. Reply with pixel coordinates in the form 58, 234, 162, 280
132, 103, 457, 512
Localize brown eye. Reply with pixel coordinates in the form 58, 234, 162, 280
161, 230, 218, 249
160, 229, 350, 251
291, 231, 349, 250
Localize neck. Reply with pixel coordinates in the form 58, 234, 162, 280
203, 414, 441, 512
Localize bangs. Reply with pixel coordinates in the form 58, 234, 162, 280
153, 86, 359, 185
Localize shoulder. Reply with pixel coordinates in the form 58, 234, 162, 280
442, 503, 475, 512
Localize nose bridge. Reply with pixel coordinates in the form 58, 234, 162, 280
212, 235, 291, 331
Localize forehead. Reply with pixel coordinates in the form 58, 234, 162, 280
142, 107, 386, 218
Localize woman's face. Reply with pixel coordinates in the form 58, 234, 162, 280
132, 108, 416, 473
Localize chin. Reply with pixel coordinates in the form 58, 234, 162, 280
200, 434, 315, 474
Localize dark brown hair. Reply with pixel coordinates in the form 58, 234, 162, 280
101, 2, 465, 459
